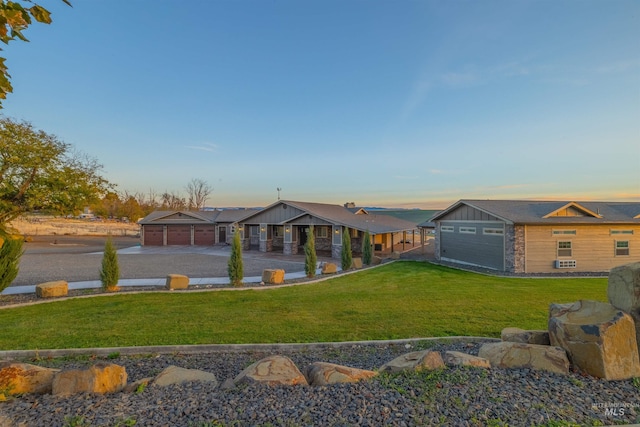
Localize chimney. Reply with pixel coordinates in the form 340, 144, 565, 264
344, 202, 356, 208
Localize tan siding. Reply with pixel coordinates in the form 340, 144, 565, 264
524, 225, 640, 273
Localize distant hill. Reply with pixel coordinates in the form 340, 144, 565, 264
366, 209, 441, 226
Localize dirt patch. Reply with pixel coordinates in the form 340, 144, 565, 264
9, 217, 139, 237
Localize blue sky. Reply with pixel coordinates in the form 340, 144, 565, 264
3, 0, 639, 208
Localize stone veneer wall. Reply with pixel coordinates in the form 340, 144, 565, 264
259, 239, 273, 253
283, 242, 298, 255
434, 226, 441, 261
316, 237, 332, 252
272, 237, 284, 251
331, 244, 342, 259
503, 225, 526, 273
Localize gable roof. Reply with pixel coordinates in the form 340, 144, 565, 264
428, 200, 640, 225
138, 210, 219, 224
139, 208, 260, 225
238, 200, 416, 233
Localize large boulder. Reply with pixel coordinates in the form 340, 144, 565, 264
548, 299, 640, 380
379, 350, 445, 373
304, 362, 377, 386
608, 262, 640, 350
153, 366, 217, 387
234, 355, 307, 386
321, 263, 337, 274
35, 280, 68, 298
351, 257, 363, 269
52, 362, 127, 396
443, 351, 490, 369
501, 327, 550, 345
165, 274, 189, 290
0, 362, 60, 396
262, 269, 285, 285
478, 342, 569, 375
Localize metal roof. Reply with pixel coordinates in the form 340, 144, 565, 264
427, 200, 640, 225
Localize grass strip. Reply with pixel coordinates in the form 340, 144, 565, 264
0, 262, 607, 350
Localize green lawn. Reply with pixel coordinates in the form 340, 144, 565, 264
0, 261, 607, 350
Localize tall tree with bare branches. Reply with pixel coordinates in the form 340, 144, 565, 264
185, 178, 212, 211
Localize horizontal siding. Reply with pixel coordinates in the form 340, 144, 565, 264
525, 225, 640, 273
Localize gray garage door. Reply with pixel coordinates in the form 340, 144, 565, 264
440, 222, 504, 270
167, 225, 191, 245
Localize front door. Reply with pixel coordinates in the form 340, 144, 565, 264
299, 227, 308, 248
218, 226, 227, 244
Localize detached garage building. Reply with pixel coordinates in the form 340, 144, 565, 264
138, 209, 259, 246
427, 200, 640, 274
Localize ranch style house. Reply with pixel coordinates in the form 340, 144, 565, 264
139, 200, 421, 260
424, 199, 640, 274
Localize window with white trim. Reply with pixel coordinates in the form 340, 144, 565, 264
459, 227, 476, 234
317, 226, 328, 238
557, 241, 572, 257
273, 226, 283, 237
441, 226, 454, 233
611, 230, 634, 235
615, 240, 630, 256
250, 226, 259, 237
483, 228, 504, 235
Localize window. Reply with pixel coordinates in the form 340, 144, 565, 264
611, 230, 634, 235
553, 230, 576, 235
557, 241, 572, 257
351, 228, 359, 238
273, 226, 283, 237
317, 226, 328, 238
250, 226, 259, 237
459, 227, 476, 234
615, 241, 630, 256
441, 226, 454, 233
483, 228, 504, 235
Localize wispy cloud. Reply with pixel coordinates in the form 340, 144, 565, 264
185, 142, 219, 153
595, 59, 640, 74
441, 71, 480, 87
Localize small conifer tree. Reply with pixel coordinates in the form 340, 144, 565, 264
228, 229, 244, 286
304, 225, 317, 278
0, 235, 23, 293
363, 230, 372, 266
341, 227, 352, 271
100, 236, 120, 291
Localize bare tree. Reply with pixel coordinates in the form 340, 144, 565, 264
185, 178, 212, 211
161, 191, 186, 210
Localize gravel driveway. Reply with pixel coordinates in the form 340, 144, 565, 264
12, 235, 318, 288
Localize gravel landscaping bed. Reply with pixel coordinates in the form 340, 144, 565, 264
1, 340, 638, 426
